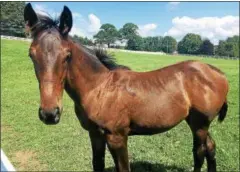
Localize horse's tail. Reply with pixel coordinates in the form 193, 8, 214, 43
218, 101, 228, 122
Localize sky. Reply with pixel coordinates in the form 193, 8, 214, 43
29, 2, 239, 45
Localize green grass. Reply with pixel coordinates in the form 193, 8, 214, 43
1, 39, 239, 171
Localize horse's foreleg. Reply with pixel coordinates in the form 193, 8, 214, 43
89, 130, 106, 172
106, 134, 130, 172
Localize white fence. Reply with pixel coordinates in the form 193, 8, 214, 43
1, 35, 32, 42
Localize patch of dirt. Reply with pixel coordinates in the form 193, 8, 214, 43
1, 124, 13, 133
13, 150, 47, 171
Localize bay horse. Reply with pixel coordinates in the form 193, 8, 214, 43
24, 3, 229, 172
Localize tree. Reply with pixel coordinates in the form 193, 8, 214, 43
142, 37, 154, 51
162, 36, 177, 53
119, 23, 139, 41
200, 39, 214, 55
141, 36, 164, 52
226, 35, 239, 58
93, 24, 118, 48
225, 42, 234, 57
216, 36, 239, 58
178, 33, 202, 54
72, 35, 94, 46
0, 2, 26, 37
216, 40, 227, 56
126, 36, 143, 51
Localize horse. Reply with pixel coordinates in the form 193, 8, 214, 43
24, 3, 229, 172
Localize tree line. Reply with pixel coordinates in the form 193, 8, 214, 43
0, 2, 26, 37
1, 2, 239, 58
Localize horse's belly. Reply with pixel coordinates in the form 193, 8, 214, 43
129, 123, 176, 136
129, 100, 189, 136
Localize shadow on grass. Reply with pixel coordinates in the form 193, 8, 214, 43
105, 161, 187, 172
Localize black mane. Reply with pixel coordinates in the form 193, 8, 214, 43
34, 13, 130, 71
85, 47, 131, 70
31, 13, 59, 37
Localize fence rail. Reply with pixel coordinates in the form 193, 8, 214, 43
175, 53, 239, 60
1, 35, 239, 60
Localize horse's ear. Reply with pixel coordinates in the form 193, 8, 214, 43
59, 6, 72, 36
24, 3, 38, 28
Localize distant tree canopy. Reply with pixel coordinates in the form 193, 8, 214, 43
119, 23, 139, 41
0, 1, 26, 37
200, 39, 214, 55
93, 23, 118, 48
216, 36, 239, 58
162, 36, 177, 53
126, 36, 143, 51
178, 33, 203, 54
142, 36, 162, 52
72, 35, 94, 46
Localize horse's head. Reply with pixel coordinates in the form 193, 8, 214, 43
24, 3, 73, 124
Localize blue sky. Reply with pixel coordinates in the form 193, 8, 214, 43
29, 2, 239, 44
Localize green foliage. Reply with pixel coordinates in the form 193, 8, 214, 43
178, 33, 202, 54
216, 36, 239, 58
93, 23, 118, 47
118, 23, 139, 41
126, 35, 177, 53
226, 35, 239, 58
72, 35, 94, 46
216, 41, 226, 56
0, 1, 26, 37
142, 36, 163, 52
126, 36, 143, 51
200, 39, 214, 55
161, 36, 177, 53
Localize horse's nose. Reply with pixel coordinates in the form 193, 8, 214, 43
39, 107, 60, 124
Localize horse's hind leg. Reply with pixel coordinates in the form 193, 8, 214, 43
186, 110, 210, 172
206, 133, 216, 172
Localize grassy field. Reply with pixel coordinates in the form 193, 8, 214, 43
1, 39, 239, 171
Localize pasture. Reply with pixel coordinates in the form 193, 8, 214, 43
1, 39, 239, 171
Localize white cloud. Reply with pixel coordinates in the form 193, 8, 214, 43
34, 4, 48, 15
169, 2, 180, 5
88, 14, 101, 34
69, 13, 101, 38
164, 16, 239, 45
138, 23, 158, 37
70, 26, 85, 37
168, 2, 180, 10
70, 13, 101, 38
72, 12, 82, 19
34, 4, 60, 18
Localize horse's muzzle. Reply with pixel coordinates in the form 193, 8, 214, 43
39, 107, 61, 125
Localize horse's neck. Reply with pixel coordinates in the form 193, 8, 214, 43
65, 41, 108, 103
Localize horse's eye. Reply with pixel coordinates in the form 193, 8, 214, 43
28, 52, 33, 58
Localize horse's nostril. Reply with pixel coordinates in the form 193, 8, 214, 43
54, 107, 60, 115
38, 107, 61, 124
39, 107, 45, 120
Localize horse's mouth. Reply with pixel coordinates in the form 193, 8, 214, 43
43, 119, 60, 125
40, 115, 60, 125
